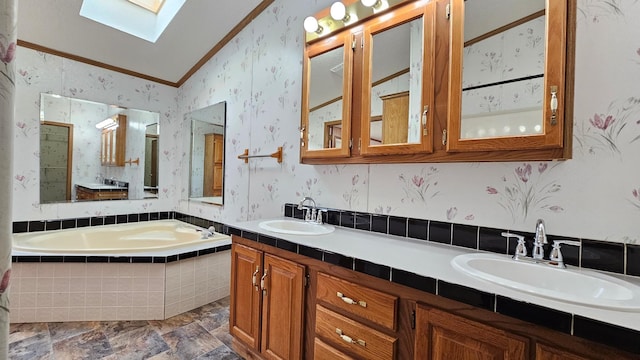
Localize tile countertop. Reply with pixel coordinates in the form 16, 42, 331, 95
227, 218, 640, 333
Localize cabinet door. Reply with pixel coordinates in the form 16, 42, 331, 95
447, 0, 571, 153
360, 1, 435, 156
414, 304, 528, 359
536, 343, 591, 360
229, 244, 263, 351
260, 253, 305, 360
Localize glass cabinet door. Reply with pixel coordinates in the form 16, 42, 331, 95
360, 1, 435, 156
301, 31, 354, 159
447, 0, 569, 152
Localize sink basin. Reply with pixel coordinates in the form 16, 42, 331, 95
258, 219, 335, 235
451, 253, 640, 311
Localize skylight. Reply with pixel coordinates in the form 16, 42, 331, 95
79, 0, 185, 43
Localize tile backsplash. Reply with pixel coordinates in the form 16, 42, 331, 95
284, 203, 636, 278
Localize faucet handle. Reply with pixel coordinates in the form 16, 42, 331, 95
502, 232, 526, 259
549, 240, 581, 267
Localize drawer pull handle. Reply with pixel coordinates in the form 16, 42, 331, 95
336, 328, 366, 347
260, 270, 268, 296
337, 292, 367, 308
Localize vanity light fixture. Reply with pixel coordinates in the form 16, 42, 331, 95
361, 0, 382, 9
303, 16, 323, 34
330, 2, 350, 23
95, 117, 118, 130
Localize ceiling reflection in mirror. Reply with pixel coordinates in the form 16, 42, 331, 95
460, 0, 546, 139
188, 101, 226, 206
39, 93, 160, 204
308, 46, 345, 150
369, 17, 423, 146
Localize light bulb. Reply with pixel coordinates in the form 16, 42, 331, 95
361, 0, 381, 8
304, 16, 322, 34
330, 2, 349, 22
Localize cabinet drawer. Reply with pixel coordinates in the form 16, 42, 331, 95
316, 305, 396, 360
317, 272, 398, 330
314, 338, 355, 360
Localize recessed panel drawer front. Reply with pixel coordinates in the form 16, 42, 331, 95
314, 337, 356, 360
315, 305, 397, 360
317, 272, 398, 330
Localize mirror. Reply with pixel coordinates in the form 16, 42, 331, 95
460, 0, 546, 139
368, 17, 423, 145
187, 101, 226, 206
39, 93, 160, 204
308, 46, 346, 150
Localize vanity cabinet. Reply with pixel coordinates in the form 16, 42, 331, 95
75, 185, 128, 201
414, 304, 528, 359
229, 235, 636, 360
229, 243, 305, 359
300, 0, 576, 164
100, 114, 127, 166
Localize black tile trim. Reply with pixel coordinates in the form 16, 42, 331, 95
574, 316, 640, 355
437, 280, 495, 311
391, 268, 436, 294
354, 259, 391, 280
496, 296, 572, 334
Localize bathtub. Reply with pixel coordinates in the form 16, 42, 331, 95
10, 219, 232, 323
12, 219, 228, 254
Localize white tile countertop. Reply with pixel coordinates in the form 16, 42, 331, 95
75, 182, 128, 190
227, 217, 640, 333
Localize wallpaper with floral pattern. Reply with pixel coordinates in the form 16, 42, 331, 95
12, 0, 640, 246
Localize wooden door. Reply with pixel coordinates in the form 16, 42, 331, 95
536, 343, 590, 360
414, 304, 528, 359
229, 244, 263, 351
203, 133, 215, 197
260, 253, 305, 360
381, 91, 410, 144
212, 133, 223, 196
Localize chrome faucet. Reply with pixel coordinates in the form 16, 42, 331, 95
532, 219, 548, 260
297, 197, 325, 224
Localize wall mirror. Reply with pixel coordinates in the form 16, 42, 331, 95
39, 93, 160, 204
187, 101, 226, 206
447, 0, 568, 152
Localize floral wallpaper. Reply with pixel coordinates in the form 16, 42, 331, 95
178, 0, 640, 245
13, 47, 178, 221
11, 0, 640, 248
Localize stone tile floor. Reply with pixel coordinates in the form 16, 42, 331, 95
8, 297, 242, 360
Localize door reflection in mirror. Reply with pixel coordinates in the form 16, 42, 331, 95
188, 101, 226, 206
144, 123, 159, 198
39, 93, 160, 203
369, 17, 423, 145
308, 46, 345, 150
460, 0, 546, 139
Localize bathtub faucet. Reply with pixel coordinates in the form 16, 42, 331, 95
198, 226, 217, 239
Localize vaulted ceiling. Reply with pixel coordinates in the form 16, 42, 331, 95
17, 0, 272, 87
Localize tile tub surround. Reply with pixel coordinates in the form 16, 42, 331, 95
227, 216, 640, 355
9, 251, 230, 324
10, 216, 231, 323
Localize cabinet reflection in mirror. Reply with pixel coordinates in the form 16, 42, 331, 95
188, 101, 226, 206
368, 17, 423, 145
460, 0, 546, 139
39, 93, 160, 204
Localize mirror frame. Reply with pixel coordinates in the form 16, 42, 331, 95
187, 101, 227, 206
301, 30, 354, 160
360, 1, 436, 156
447, 0, 569, 152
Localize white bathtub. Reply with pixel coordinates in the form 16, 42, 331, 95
10, 219, 232, 323
12, 219, 228, 254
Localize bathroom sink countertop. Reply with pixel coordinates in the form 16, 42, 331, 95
228, 217, 640, 332
76, 182, 128, 191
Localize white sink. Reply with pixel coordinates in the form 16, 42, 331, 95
258, 219, 335, 235
451, 253, 640, 311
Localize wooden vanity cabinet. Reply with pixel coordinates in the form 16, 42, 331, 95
229, 235, 637, 360
229, 243, 305, 360
414, 304, 528, 359
75, 185, 128, 201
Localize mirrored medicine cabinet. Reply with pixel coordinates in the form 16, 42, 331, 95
300, 0, 576, 164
